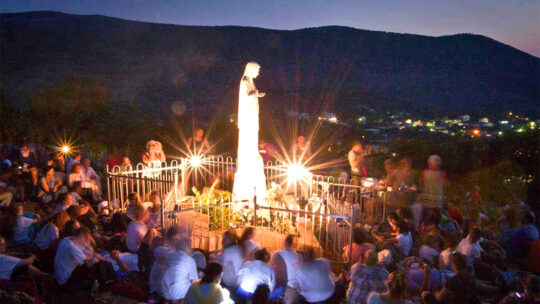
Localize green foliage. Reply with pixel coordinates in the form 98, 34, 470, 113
192, 180, 235, 231
28, 76, 111, 141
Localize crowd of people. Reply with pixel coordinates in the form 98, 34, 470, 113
0, 138, 538, 304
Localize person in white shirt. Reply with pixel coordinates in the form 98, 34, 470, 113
236, 248, 278, 302
366, 270, 413, 304
126, 205, 149, 252
271, 234, 302, 304
419, 236, 440, 265
395, 221, 413, 257
35, 210, 70, 250
296, 247, 336, 303
55, 226, 113, 286
81, 158, 102, 201
240, 227, 260, 261
159, 238, 199, 301
218, 230, 245, 289
149, 227, 180, 294
0, 237, 49, 281
52, 193, 76, 217
12, 204, 40, 244
457, 227, 483, 270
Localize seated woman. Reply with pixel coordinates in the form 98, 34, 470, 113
38, 166, 67, 205
125, 205, 148, 252
35, 210, 70, 250
372, 220, 413, 259
146, 191, 162, 230
296, 247, 336, 304
184, 261, 233, 304
125, 192, 143, 221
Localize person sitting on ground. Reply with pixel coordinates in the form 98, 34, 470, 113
347, 249, 390, 304
184, 261, 234, 304
66, 152, 82, 176
456, 226, 483, 271
372, 219, 413, 258
61, 219, 81, 238
68, 163, 83, 188
125, 205, 148, 252
217, 230, 244, 290
344, 226, 376, 266
68, 181, 83, 204
366, 270, 413, 304
270, 234, 302, 304
38, 166, 67, 205
0, 181, 13, 207
149, 227, 180, 294
419, 236, 440, 266
159, 237, 199, 302
12, 144, 38, 201
81, 158, 101, 202
125, 192, 143, 221
35, 210, 70, 251
421, 252, 497, 303
0, 236, 50, 281
11, 204, 41, 245
146, 190, 162, 229
52, 193, 76, 216
438, 234, 458, 273
296, 247, 336, 304
240, 227, 260, 261
236, 248, 279, 303
54, 226, 115, 287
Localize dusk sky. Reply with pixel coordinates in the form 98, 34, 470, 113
1, 0, 539, 57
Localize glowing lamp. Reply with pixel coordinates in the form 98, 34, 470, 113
189, 155, 202, 167
287, 163, 310, 181
473, 129, 480, 135
61, 145, 71, 154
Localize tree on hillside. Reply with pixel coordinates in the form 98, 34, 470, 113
29, 76, 111, 141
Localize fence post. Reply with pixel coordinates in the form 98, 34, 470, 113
349, 204, 355, 269
106, 165, 111, 207
253, 188, 258, 227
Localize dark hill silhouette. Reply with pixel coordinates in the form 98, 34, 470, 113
1, 11, 538, 119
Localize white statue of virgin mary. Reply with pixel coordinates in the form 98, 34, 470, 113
233, 62, 267, 203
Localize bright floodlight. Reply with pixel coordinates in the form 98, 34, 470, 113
287, 163, 310, 181
61, 145, 70, 154
189, 155, 202, 167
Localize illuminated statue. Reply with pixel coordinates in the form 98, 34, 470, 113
233, 62, 267, 203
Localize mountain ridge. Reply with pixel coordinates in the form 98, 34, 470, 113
1, 11, 538, 118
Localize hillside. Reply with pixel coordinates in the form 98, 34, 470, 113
1, 11, 539, 119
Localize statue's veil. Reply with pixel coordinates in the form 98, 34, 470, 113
243, 62, 260, 78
